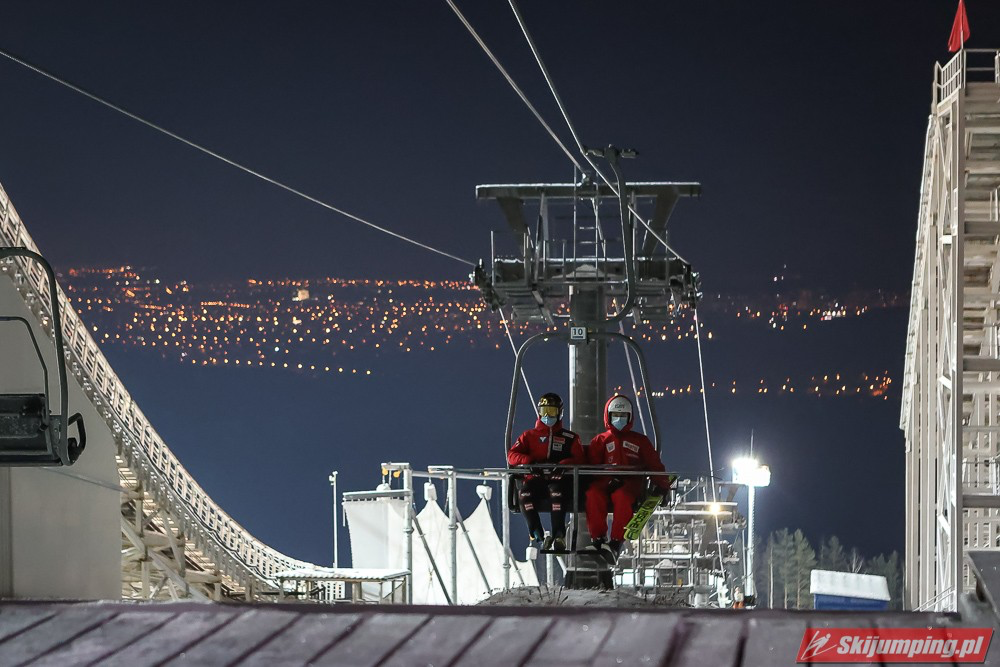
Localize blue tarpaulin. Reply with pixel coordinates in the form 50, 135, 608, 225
814, 593, 890, 611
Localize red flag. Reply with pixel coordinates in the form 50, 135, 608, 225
948, 0, 971, 52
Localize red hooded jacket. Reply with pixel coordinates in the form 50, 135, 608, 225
587, 395, 670, 489
508, 419, 584, 467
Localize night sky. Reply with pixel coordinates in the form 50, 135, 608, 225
3, 2, 1000, 567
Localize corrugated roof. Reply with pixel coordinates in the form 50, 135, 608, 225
0, 600, 994, 666
809, 569, 891, 601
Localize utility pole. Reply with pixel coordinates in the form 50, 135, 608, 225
769, 547, 774, 608
328, 471, 339, 568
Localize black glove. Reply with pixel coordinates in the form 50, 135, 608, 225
646, 481, 670, 505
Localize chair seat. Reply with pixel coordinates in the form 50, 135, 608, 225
0, 393, 62, 465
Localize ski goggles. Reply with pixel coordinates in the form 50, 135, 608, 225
609, 411, 631, 420
538, 405, 561, 418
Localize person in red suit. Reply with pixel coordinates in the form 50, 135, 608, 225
507, 393, 584, 551
585, 394, 671, 562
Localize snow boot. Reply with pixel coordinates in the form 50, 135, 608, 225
598, 539, 622, 565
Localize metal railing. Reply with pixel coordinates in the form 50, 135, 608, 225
378, 461, 733, 606
900, 113, 939, 428
933, 49, 1000, 107
0, 182, 320, 596
961, 455, 1000, 493
914, 586, 956, 612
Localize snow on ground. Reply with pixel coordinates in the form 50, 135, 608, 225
478, 586, 689, 608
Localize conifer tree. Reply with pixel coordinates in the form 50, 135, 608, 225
866, 551, 902, 610
792, 530, 817, 608
773, 529, 796, 608
819, 535, 847, 571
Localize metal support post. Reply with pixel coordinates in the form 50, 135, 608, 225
746, 485, 756, 599
448, 469, 458, 603
458, 512, 492, 595
501, 472, 511, 590
566, 287, 607, 589
403, 465, 414, 604
328, 471, 339, 568
569, 285, 607, 440
411, 508, 453, 605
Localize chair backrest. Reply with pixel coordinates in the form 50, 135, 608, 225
0, 248, 86, 466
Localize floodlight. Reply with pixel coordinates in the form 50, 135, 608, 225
732, 457, 771, 487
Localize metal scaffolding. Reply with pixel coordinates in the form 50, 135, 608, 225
902, 48, 1000, 611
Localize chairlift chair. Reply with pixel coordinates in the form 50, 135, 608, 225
503, 330, 665, 560
0, 247, 86, 466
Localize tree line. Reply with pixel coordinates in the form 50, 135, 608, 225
753, 529, 902, 610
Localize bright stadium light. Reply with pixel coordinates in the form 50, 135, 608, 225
732, 456, 771, 603
732, 457, 771, 488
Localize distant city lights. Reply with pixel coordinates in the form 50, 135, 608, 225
62, 266, 900, 399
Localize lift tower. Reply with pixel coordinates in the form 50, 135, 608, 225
474, 154, 701, 586
475, 175, 700, 434
902, 49, 1000, 611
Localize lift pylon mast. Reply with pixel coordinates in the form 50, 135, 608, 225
476, 169, 701, 588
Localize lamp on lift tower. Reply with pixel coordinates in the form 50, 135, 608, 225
732, 457, 770, 603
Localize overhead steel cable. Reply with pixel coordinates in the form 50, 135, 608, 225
505, 0, 585, 155
502, 0, 690, 264
0, 47, 475, 268
693, 307, 727, 582
442, 0, 585, 173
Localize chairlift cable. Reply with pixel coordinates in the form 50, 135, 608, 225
43, 467, 127, 494
0, 47, 475, 268
504, 0, 690, 265
443, 0, 586, 174
506, 0, 586, 157
694, 306, 727, 581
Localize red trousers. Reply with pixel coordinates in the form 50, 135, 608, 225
585, 478, 640, 541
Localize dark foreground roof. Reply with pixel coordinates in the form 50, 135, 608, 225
1, 599, 998, 667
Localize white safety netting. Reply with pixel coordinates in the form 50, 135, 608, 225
344, 494, 537, 604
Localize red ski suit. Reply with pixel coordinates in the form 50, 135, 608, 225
507, 419, 585, 469
508, 419, 584, 537
585, 396, 670, 541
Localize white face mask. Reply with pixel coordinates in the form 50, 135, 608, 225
540, 415, 558, 427
611, 416, 629, 430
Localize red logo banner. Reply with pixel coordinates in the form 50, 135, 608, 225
797, 628, 992, 663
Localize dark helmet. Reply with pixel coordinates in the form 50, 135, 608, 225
537, 393, 563, 419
